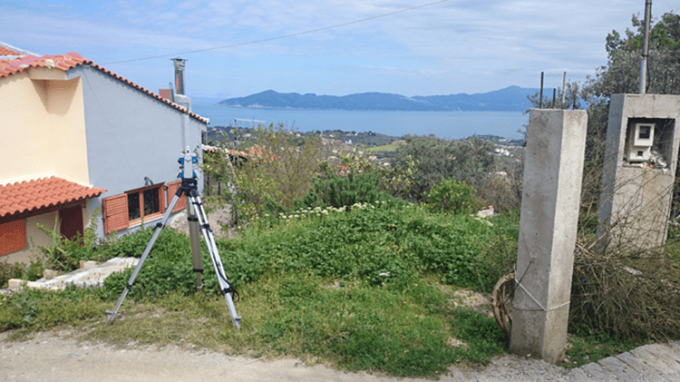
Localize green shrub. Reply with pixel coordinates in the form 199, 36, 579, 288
296, 171, 395, 210
474, 175, 522, 213
32, 208, 128, 273
102, 228, 225, 300
392, 136, 496, 199
203, 124, 323, 222
215, 201, 508, 291
100, 201, 509, 298
0, 262, 24, 288
425, 178, 483, 215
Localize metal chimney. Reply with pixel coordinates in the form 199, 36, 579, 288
172, 58, 187, 95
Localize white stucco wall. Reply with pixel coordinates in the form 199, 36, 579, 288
66, 66, 206, 237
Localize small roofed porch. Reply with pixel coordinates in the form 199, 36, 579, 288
0, 177, 105, 264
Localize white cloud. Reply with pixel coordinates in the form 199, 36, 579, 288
1, 0, 678, 95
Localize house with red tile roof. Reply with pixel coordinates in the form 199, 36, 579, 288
0, 44, 207, 263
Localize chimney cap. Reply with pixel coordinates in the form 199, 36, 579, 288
171, 58, 186, 69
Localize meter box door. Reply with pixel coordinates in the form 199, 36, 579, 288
627, 122, 655, 162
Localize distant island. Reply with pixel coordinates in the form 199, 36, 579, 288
218, 86, 548, 112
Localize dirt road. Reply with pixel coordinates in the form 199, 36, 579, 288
5, 330, 679, 381
0, 330, 576, 382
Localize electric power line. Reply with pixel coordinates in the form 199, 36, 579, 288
103, 0, 448, 65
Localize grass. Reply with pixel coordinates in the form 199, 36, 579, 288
1, 276, 509, 377
0, 202, 516, 378
366, 141, 404, 153
561, 330, 642, 368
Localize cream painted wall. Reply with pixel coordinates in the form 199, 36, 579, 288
1, 212, 58, 264
0, 72, 90, 186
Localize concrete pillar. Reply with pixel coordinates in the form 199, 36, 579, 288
510, 109, 587, 364
597, 94, 680, 253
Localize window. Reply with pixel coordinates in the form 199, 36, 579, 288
102, 183, 166, 234
0, 220, 27, 256
126, 185, 163, 223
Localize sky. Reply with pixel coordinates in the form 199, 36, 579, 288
1, 0, 678, 101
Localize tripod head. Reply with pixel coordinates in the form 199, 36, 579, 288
178, 146, 198, 184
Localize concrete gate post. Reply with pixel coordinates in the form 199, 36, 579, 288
510, 109, 587, 363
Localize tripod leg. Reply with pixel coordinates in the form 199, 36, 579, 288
187, 193, 242, 329
187, 201, 203, 289
106, 193, 183, 324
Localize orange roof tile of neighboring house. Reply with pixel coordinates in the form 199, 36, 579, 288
0, 52, 208, 123
0, 177, 106, 219
203, 144, 274, 161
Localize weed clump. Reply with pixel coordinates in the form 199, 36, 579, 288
570, 243, 680, 343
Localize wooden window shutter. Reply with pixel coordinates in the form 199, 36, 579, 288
159, 184, 166, 214
166, 181, 186, 212
102, 194, 129, 234
0, 220, 27, 256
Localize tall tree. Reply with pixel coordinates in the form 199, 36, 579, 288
525, 12, 680, 210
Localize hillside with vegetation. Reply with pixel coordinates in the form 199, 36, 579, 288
205, 126, 400, 148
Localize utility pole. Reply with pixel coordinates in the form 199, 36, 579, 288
639, 0, 652, 94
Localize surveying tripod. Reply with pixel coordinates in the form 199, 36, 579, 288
106, 147, 242, 329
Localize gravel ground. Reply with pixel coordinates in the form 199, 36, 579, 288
0, 330, 578, 382
3, 330, 680, 381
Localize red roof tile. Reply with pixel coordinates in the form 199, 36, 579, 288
0, 46, 22, 56
0, 177, 106, 219
202, 144, 264, 159
0, 52, 207, 123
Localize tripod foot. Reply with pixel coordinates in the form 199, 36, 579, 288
105, 310, 117, 324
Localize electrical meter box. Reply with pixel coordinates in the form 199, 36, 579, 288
598, 93, 680, 253
627, 122, 655, 162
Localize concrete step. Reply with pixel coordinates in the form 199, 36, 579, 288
4, 257, 138, 292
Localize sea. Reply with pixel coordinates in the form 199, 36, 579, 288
192, 102, 528, 140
